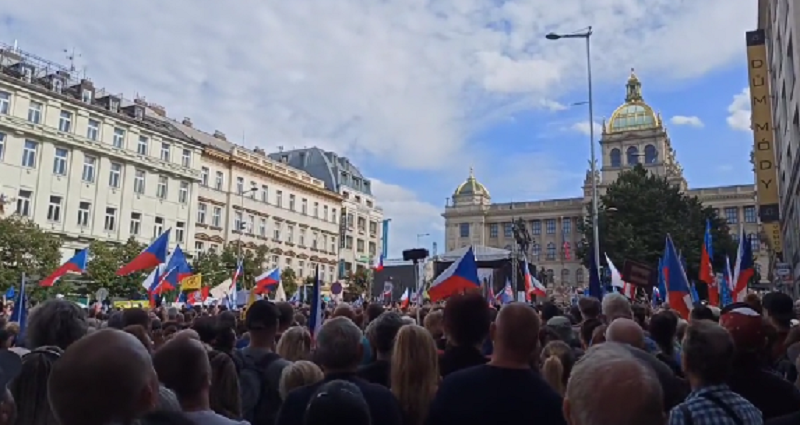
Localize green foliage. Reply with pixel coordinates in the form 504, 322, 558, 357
577, 165, 738, 282
281, 267, 298, 296
80, 237, 147, 299
191, 249, 225, 289
194, 243, 270, 290
0, 216, 64, 301
345, 268, 370, 295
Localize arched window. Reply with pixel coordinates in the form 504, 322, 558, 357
546, 242, 556, 260
626, 146, 639, 165
561, 269, 570, 284
644, 144, 658, 164
546, 269, 555, 284
610, 148, 621, 167
532, 243, 540, 260
749, 233, 760, 252
576, 269, 585, 284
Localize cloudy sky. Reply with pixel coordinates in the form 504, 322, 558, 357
1, 0, 757, 257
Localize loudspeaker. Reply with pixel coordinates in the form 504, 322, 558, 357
402, 248, 429, 262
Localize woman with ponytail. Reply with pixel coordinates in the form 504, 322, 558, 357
539, 341, 575, 396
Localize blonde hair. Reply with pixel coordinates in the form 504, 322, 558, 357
278, 361, 323, 400
391, 325, 439, 425
276, 326, 312, 362
540, 341, 574, 396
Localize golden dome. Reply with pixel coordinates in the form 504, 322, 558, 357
607, 69, 661, 133
454, 167, 490, 197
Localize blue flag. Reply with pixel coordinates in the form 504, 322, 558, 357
689, 282, 700, 304
9, 276, 28, 345
4, 286, 15, 300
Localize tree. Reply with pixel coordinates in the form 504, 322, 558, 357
81, 238, 148, 299
345, 267, 370, 295
209, 242, 270, 291
282, 268, 298, 297
0, 216, 64, 301
577, 165, 740, 292
191, 249, 225, 289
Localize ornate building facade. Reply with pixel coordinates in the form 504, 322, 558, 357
443, 71, 771, 287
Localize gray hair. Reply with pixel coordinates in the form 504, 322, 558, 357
601, 292, 632, 321
566, 342, 663, 425
368, 312, 405, 354
315, 317, 364, 370
401, 316, 416, 325
682, 320, 734, 385
26, 299, 88, 350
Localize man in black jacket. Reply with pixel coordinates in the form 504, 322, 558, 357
275, 317, 402, 425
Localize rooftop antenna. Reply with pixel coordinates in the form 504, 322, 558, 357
278, 145, 284, 152
64, 47, 81, 72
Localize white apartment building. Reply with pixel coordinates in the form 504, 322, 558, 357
268, 147, 384, 278
759, 0, 800, 290
0, 44, 202, 262
165, 120, 342, 284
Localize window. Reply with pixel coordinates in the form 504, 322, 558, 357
82, 156, 96, 183
236, 177, 244, 195
644, 144, 658, 164
300, 229, 306, 246
459, 223, 469, 238
313, 202, 319, 217
200, 167, 209, 186
104, 207, 117, 231
47, 196, 63, 222
77, 202, 91, 227
158, 143, 170, 162
21, 140, 37, 168
53, 148, 68, 175
503, 223, 512, 237
546, 270, 554, 284
181, 149, 191, 167
301, 198, 308, 215
130, 212, 141, 235
724, 207, 738, 224
154, 217, 164, 238
276, 190, 283, 208
87, 119, 100, 141
247, 215, 255, 234
576, 269, 585, 284
749, 233, 760, 252
16, 190, 32, 217
175, 222, 185, 243
134, 170, 146, 194
532, 243, 540, 259
322, 235, 327, 251
197, 203, 207, 224
157, 176, 168, 199
234, 212, 243, 232
490, 223, 498, 238
179, 181, 189, 203
82, 89, 92, 103
28, 101, 42, 124
546, 219, 556, 234
0, 132, 4, 160
250, 182, 257, 198
561, 269, 570, 284
195, 241, 205, 252
212, 207, 222, 227
313, 233, 319, 249
137, 136, 148, 155
289, 194, 296, 211
0, 92, 8, 114
113, 128, 125, 148
261, 185, 269, 202
273, 220, 281, 240
331, 237, 337, 253
357, 239, 365, 253
744, 206, 757, 223
58, 111, 73, 132
287, 225, 294, 243
369, 221, 377, 235
109, 162, 122, 188
369, 241, 376, 256
323, 206, 329, 221
531, 220, 541, 235
610, 148, 621, 167
215, 171, 224, 190
563, 217, 572, 234
259, 218, 267, 237
626, 146, 639, 164
546, 242, 556, 260
345, 236, 353, 249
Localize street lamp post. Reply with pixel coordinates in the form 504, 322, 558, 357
545, 26, 601, 286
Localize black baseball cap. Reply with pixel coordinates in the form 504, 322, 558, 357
0, 350, 21, 390
245, 300, 279, 331
304, 380, 371, 425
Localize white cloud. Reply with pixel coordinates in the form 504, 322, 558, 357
372, 180, 444, 257
670, 115, 704, 127
571, 121, 603, 136
727, 88, 752, 131
0, 0, 752, 171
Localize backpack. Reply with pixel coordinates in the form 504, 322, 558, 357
233, 349, 290, 425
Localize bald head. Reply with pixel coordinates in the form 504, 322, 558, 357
605, 318, 645, 349
172, 328, 200, 342
332, 304, 355, 321
153, 337, 210, 402
48, 329, 158, 425
492, 303, 540, 360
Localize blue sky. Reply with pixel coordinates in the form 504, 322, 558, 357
0, 0, 756, 257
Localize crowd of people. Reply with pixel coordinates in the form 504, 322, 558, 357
0, 290, 798, 425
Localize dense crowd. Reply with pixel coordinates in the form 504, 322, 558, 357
0, 290, 798, 425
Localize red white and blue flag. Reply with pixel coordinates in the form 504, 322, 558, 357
40, 248, 89, 287
428, 246, 480, 302
117, 229, 171, 276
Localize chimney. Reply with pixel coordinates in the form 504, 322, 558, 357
213, 130, 226, 140
149, 103, 166, 117
182, 117, 193, 127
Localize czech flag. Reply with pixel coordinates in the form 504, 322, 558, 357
40, 248, 89, 287
399, 288, 411, 309
605, 253, 633, 298
229, 260, 243, 295
254, 267, 280, 294
497, 280, 515, 305
117, 229, 171, 276
162, 246, 193, 290
700, 220, 717, 306
731, 227, 754, 302
524, 256, 546, 300
663, 235, 693, 319
428, 246, 480, 302
187, 286, 210, 306
373, 254, 384, 271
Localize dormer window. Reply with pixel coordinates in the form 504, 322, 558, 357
81, 89, 93, 103
52, 79, 63, 93
134, 107, 143, 119
109, 98, 119, 113
22, 68, 32, 83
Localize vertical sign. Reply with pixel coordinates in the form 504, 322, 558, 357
746, 29, 782, 255
381, 219, 390, 258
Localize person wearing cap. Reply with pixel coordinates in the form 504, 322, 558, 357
721, 303, 800, 421
304, 380, 371, 425
546, 316, 580, 348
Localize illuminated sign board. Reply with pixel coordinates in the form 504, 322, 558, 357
746, 29, 782, 255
